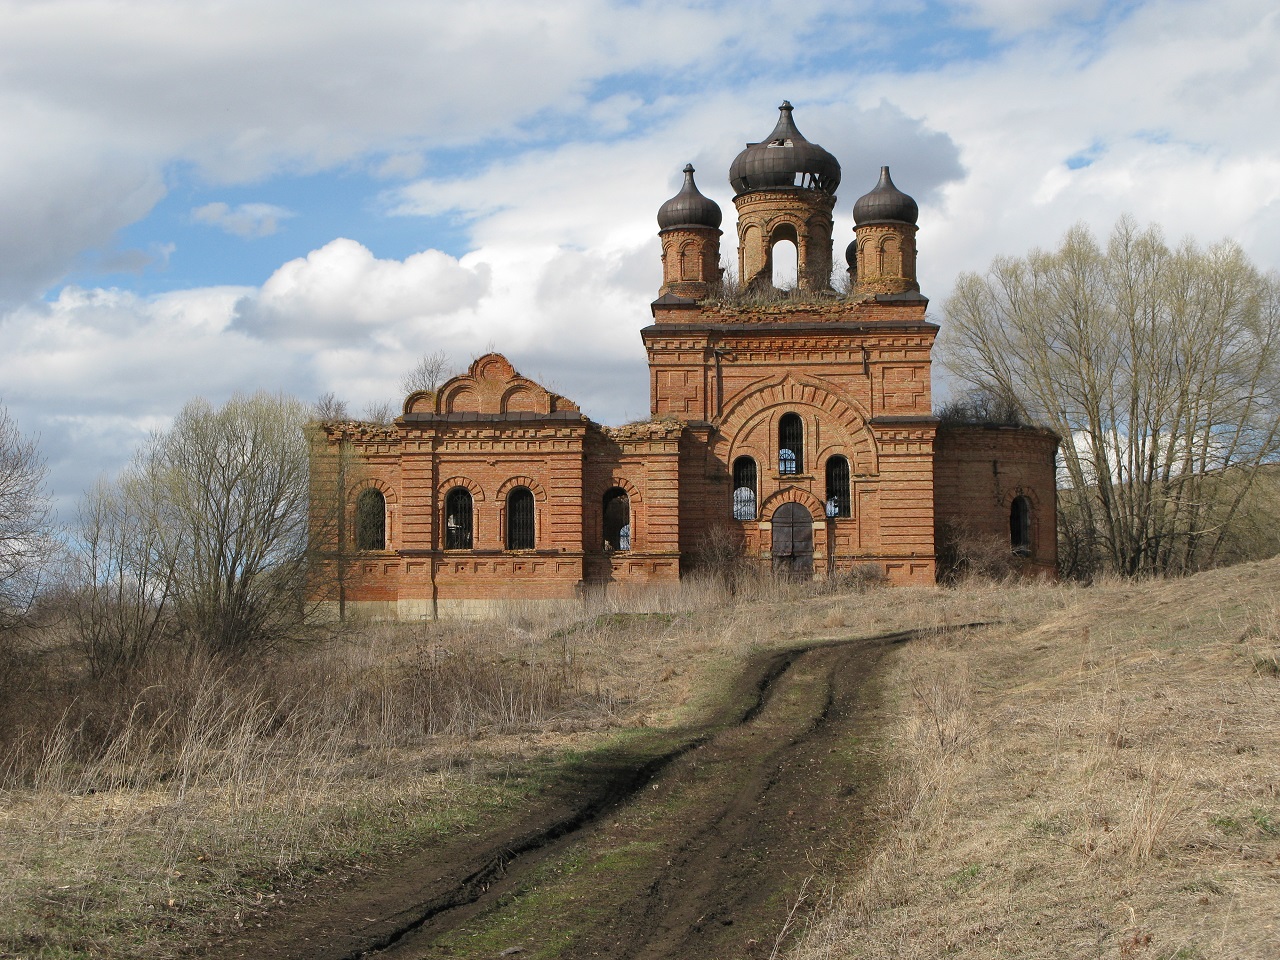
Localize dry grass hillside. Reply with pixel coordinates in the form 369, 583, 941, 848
1, 562, 1277, 958
790, 562, 1280, 960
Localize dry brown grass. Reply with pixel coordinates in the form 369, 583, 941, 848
788, 561, 1280, 960
0, 572, 1011, 958
7, 562, 1278, 958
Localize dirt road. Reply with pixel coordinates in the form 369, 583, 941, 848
205, 629, 921, 960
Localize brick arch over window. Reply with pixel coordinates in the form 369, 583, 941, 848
758, 486, 826, 523
437, 476, 485, 502
720, 374, 878, 477
496, 476, 548, 503
1002, 486, 1043, 555
350, 479, 397, 551
351, 477, 398, 505
596, 476, 643, 550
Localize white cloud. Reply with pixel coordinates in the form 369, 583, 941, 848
3, 0, 1280, 514
191, 202, 295, 238
230, 239, 492, 345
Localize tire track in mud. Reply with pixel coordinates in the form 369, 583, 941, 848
208, 627, 965, 960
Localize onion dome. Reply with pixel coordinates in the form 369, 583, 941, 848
853, 166, 919, 225
728, 101, 841, 197
657, 164, 722, 230
845, 238, 858, 271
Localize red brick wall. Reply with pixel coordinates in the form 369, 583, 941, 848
933, 424, 1059, 577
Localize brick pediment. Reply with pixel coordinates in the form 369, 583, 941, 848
406, 353, 581, 417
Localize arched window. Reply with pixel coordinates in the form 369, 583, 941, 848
355, 488, 386, 550
506, 487, 535, 550
444, 487, 473, 550
779, 413, 803, 474
732, 456, 757, 520
771, 237, 797, 290
1010, 496, 1032, 555
825, 456, 851, 518
603, 488, 630, 551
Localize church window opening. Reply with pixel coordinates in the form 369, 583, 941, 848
1010, 496, 1032, 556
356, 488, 386, 550
779, 414, 803, 474
444, 488, 473, 550
732, 456, 757, 520
603, 488, 630, 551
507, 487, 535, 550
825, 456, 851, 518
771, 238, 797, 290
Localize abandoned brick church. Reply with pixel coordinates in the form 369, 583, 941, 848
313, 102, 1058, 618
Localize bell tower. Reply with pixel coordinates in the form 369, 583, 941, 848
656, 164, 723, 300
851, 166, 920, 295
728, 101, 840, 293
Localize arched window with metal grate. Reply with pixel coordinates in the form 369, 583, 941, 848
825, 456, 851, 518
444, 487, 473, 550
732, 456, 757, 520
507, 486, 535, 550
778, 413, 803, 474
355, 488, 386, 550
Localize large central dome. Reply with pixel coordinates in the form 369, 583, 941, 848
728, 101, 841, 197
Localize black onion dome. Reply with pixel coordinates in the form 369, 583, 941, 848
845, 238, 858, 270
853, 166, 918, 225
657, 164, 722, 230
728, 101, 841, 197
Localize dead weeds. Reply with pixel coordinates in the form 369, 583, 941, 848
788, 560, 1280, 960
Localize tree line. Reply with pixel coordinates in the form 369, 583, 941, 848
943, 216, 1280, 577
0, 351, 458, 673
3, 223, 1280, 660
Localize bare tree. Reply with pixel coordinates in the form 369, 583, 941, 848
71, 474, 175, 675
362, 399, 397, 425
400, 350, 456, 396
313, 392, 349, 421
142, 392, 315, 653
943, 217, 1280, 576
0, 404, 52, 631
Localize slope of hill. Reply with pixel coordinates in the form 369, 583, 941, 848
2, 563, 1277, 958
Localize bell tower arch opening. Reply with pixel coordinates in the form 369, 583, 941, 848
771, 228, 798, 290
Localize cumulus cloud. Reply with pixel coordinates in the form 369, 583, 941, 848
4, 0, 1280, 513
230, 239, 492, 345
191, 202, 295, 238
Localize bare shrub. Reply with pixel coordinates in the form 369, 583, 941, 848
0, 403, 53, 633
936, 518, 1025, 583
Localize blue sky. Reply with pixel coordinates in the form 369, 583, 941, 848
2, 0, 1278, 515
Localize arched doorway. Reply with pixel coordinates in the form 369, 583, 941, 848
771, 502, 814, 578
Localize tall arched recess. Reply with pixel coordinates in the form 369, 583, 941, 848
1011, 496, 1032, 556
603, 488, 631, 551
732, 456, 757, 520
444, 487, 473, 550
356, 488, 386, 550
778, 413, 803, 474
506, 486, 535, 550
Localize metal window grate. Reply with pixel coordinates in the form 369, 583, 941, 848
732, 457, 757, 519
444, 488, 473, 550
779, 413, 803, 474
825, 456, 850, 518
356, 488, 386, 550
507, 487, 535, 550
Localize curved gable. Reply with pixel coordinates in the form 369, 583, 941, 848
412, 353, 581, 417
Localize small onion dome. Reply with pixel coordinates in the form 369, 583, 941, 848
853, 165, 919, 225
657, 164, 722, 230
729, 101, 841, 196
845, 238, 858, 271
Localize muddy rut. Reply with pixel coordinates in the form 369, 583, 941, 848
204, 628, 931, 960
